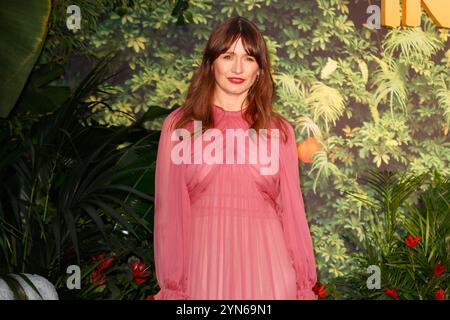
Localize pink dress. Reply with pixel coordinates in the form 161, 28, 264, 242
153, 105, 317, 300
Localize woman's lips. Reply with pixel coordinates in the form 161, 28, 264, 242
227, 77, 245, 84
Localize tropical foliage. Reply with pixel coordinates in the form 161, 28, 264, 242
0, 0, 51, 117
333, 169, 450, 300
0, 53, 173, 299
1, 0, 449, 299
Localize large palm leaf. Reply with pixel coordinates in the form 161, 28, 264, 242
0, 0, 51, 118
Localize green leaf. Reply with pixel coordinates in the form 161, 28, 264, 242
0, 0, 52, 118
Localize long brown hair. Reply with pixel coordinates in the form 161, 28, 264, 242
173, 15, 288, 143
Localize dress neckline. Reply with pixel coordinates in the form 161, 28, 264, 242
213, 104, 249, 115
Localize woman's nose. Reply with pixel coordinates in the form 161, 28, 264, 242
231, 58, 243, 73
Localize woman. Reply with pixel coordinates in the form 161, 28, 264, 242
153, 16, 317, 300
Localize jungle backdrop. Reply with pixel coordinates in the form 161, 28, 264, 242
1, 0, 449, 300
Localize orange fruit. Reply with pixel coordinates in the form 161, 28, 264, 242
297, 137, 321, 163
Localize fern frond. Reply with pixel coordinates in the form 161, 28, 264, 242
305, 81, 345, 132
436, 78, 450, 126
273, 72, 306, 100
295, 116, 323, 139
383, 27, 442, 59
310, 149, 342, 193
371, 55, 408, 112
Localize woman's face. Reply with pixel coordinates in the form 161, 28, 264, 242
212, 37, 260, 99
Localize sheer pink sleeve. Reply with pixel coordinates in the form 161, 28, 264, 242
153, 109, 190, 300
277, 122, 318, 300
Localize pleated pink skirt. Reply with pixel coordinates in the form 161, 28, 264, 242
186, 165, 298, 300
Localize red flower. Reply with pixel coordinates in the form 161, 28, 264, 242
93, 252, 105, 260
434, 263, 446, 278
91, 269, 107, 286
404, 234, 421, 249
92, 252, 114, 271
98, 257, 114, 271
130, 259, 151, 286
312, 282, 328, 298
435, 289, 445, 300
90, 252, 114, 286
145, 296, 155, 300
385, 288, 399, 300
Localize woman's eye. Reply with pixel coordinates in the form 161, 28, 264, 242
223, 55, 254, 62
